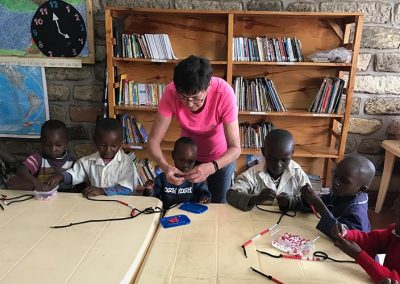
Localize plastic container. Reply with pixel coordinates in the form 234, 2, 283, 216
33, 185, 58, 200
270, 226, 319, 256
160, 214, 191, 228
179, 202, 208, 214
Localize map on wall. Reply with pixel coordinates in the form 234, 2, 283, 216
0, 65, 49, 138
0, 0, 92, 62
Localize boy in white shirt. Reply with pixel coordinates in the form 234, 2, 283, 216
48, 118, 136, 196
227, 129, 310, 211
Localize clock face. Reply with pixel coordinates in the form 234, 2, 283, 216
31, 0, 87, 57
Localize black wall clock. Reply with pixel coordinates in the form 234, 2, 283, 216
31, 0, 87, 57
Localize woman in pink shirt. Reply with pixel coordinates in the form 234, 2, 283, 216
148, 55, 241, 203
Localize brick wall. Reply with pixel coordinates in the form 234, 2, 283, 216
3, 0, 400, 191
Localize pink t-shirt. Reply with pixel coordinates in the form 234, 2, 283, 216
158, 77, 238, 162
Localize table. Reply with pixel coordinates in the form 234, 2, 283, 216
135, 204, 371, 284
375, 140, 400, 213
0, 190, 162, 284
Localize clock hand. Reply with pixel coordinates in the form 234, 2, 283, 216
52, 13, 70, 39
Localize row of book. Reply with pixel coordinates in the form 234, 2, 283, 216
233, 37, 304, 62
119, 114, 149, 144
234, 77, 287, 112
118, 75, 165, 106
129, 152, 161, 186
120, 33, 177, 60
240, 121, 274, 149
308, 77, 345, 114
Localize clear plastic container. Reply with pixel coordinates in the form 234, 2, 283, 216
33, 185, 58, 200
270, 226, 319, 256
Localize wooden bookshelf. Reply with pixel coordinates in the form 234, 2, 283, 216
105, 8, 363, 185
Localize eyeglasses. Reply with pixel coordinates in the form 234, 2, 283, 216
177, 91, 207, 103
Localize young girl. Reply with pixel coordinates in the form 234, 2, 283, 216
333, 196, 400, 283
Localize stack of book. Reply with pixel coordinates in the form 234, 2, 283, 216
118, 114, 148, 144
129, 152, 161, 186
234, 77, 286, 112
117, 75, 165, 106
233, 37, 303, 62
119, 33, 177, 60
240, 121, 274, 149
308, 77, 345, 114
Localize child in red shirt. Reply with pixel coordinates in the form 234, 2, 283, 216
333, 196, 400, 283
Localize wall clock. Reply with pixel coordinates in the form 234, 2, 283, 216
31, 0, 87, 57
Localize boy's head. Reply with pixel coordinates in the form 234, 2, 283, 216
40, 120, 69, 160
172, 137, 197, 173
393, 196, 400, 234
262, 129, 294, 177
332, 156, 375, 197
94, 118, 123, 159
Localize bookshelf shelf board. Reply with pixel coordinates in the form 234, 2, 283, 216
115, 105, 158, 112
238, 110, 344, 118
232, 61, 352, 67
123, 143, 338, 159
241, 145, 339, 158
112, 57, 227, 65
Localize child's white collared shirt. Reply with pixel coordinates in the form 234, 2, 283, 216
66, 149, 136, 190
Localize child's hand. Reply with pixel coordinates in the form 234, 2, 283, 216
143, 180, 155, 196
334, 237, 361, 259
46, 174, 64, 189
331, 223, 347, 239
199, 196, 211, 204
300, 184, 321, 206
377, 278, 399, 284
276, 192, 290, 210
33, 180, 51, 192
82, 186, 105, 197
258, 187, 276, 202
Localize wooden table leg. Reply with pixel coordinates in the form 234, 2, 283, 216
375, 150, 396, 213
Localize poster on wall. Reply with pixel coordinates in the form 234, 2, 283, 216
0, 64, 49, 138
0, 0, 94, 63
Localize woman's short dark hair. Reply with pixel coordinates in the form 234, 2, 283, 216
173, 55, 212, 95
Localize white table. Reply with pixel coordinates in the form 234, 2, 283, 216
135, 204, 372, 284
0, 190, 162, 284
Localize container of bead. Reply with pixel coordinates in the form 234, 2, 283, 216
270, 226, 319, 256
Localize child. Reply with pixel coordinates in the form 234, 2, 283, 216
10, 120, 74, 191
147, 137, 211, 210
301, 156, 375, 238
47, 118, 136, 197
226, 129, 310, 211
332, 196, 400, 283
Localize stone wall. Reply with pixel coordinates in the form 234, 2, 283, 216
3, 0, 400, 191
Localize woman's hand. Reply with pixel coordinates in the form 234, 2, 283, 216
184, 163, 215, 183
165, 165, 185, 185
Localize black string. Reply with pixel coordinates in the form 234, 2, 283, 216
257, 249, 356, 263
256, 204, 296, 224
313, 251, 356, 263
51, 196, 164, 229
1, 194, 34, 206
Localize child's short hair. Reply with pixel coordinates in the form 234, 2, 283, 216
174, 137, 197, 152
263, 129, 294, 148
173, 55, 212, 95
94, 118, 122, 139
340, 156, 376, 186
40, 120, 69, 140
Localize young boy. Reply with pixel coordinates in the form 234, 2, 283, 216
147, 137, 211, 210
226, 129, 310, 211
332, 196, 400, 283
301, 156, 375, 238
10, 120, 74, 191
47, 118, 136, 197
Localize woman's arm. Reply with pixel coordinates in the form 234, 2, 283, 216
148, 113, 184, 185
185, 119, 241, 183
